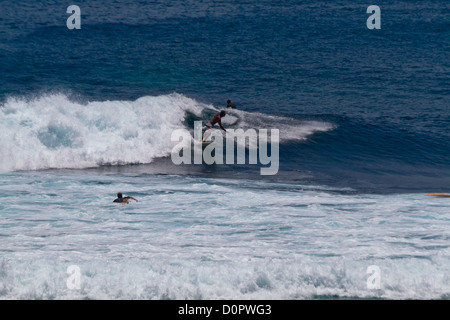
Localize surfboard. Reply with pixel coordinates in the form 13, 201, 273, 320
425, 194, 450, 197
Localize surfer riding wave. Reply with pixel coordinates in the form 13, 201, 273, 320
202, 110, 227, 142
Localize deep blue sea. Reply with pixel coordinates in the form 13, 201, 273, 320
0, 0, 449, 299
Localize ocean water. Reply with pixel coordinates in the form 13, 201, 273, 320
0, 0, 449, 299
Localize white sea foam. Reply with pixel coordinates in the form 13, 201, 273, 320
221, 109, 335, 143
0, 93, 333, 172
0, 93, 205, 172
1, 255, 448, 300
0, 173, 449, 299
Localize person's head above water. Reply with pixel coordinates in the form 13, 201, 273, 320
227, 100, 231, 103
117, 192, 123, 198
220, 110, 226, 117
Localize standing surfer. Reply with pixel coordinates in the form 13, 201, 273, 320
202, 110, 227, 142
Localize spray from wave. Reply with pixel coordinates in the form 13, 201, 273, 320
0, 93, 334, 172
221, 109, 334, 143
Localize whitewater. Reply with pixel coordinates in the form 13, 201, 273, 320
0, 93, 332, 172
0, 93, 449, 300
1, 171, 449, 299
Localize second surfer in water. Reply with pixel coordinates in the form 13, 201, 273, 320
113, 192, 138, 204
203, 110, 227, 142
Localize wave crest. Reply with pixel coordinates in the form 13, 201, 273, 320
0, 93, 333, 172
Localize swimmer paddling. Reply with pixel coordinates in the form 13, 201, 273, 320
113, 192, 138, 204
